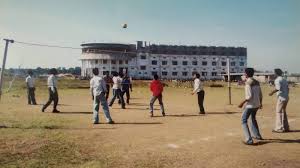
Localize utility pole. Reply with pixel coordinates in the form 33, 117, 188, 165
0, 39, 14, 101
227, 57, 232, 105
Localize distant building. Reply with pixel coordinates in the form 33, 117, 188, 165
80, 41, 247, 79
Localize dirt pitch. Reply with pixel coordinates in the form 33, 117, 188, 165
0, 83, 299, 168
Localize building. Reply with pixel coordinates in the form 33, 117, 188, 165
80, 41, 247, 80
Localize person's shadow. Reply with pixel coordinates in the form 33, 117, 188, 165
257, 138, 300, 145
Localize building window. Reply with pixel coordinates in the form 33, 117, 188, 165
111, 60, 116, 64
212, 62, 217, 66
152, 71, 157, 76
95, 60, 98, 64
119, 60, 123, 64
239, 62, 245, 66
182, 61, 188, 65
140, 66, 146, 70
172, 72, 178, 76
103, 67, 106, 69
103, 60, 107, 64
153, 68, 156, 70
182, 72, 188, 76
222, 62, 226, 66
172, 61, 178, 65
202, 61, 207, 66
192, 61, 198, 66
202, 72, 207, 76
231, 62, 236, 66
140, 55, 146, 59
162, 72, 168, 76
152, 60, 158, 65
125, 60, 128, 64
212, 72, 217, 76
162, 61, 168, 65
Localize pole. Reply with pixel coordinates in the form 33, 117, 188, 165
227, 58, 232, 105
0, 39, 14, 101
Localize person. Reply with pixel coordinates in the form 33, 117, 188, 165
238, 68, 263, 145
120, 74, 132, 104
108, 72, 125, 109
191, 73, 205, 114
42, 68, 60, 113
25, 70, 37, 105
149, 74, 165, 117
103, 72, 113, 100
269, 69, 290, 133
90, 68, 114, 124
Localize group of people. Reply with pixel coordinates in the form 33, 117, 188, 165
238, 68, 290, 145
25, 67, 291, 145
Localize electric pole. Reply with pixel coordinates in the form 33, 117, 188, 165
0, 39, 14, 101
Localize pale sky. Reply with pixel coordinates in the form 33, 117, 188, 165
0, 0, 300, 73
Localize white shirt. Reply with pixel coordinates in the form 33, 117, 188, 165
90, 76, 107, 96
25, 75, 34, 88
193, 78, 203, 93
47, 75, 57, 88
245, 78, 262, 108
275, 76, 289, 101
112, 76, 122, 89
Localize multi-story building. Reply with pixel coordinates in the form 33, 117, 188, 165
80, 41, 247, 80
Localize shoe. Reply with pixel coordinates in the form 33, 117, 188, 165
150, 112, 154, 117
242, 141, 256, 146
122, 107, 126, 109
108, 104, 112, 107
93, 122, 100, 124
199, 112, 205, 115
272, 129, 284, 133
52, 109, 60, 113
41, 107, 45, 112
162, 112, 166, 117
253, 137, 263, 140
107, 120, 115, 124
33, 103, 37, 105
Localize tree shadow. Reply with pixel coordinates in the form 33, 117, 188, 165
164, 114, 201, 117
113, 122, 163, 125
129, 103, 159, 107
208, 112, 239, 115
288, 130, 300, 133
57, 112, 93, 114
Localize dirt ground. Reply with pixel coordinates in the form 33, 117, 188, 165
0, 83, 300, 168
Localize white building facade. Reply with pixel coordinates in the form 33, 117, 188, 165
81, 41, 247, 80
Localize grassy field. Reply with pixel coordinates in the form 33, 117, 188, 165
0, 78, 300, 168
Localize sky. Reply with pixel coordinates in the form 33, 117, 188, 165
0, 0, 299, 72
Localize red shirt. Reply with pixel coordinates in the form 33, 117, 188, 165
150, 80, 164, 96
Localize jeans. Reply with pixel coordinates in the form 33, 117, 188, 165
27, 87, 37, 105
150, 94, 165, 114
275, 98, 289, 131
109, 89, 125, 108
93, 93, 113, 123
241, 108, 262, 144
43, 87, 59, 111
105, 84, 110, 100
121, 89, 130, 104
197, 90, 205, 113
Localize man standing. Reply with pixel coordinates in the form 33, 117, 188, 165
191, 73, 205, 114
25, 70, 37, 105
269, 69, 290, 133
108, 72, 125, 109
238, 68, 263, 145
103, 72, 112, 100
42, 68, 60, 113
149, 74, 165, 117
121, 74, 132, 104
90, 68, 114, 124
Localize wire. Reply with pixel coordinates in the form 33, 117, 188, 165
14, 40, 81, 50
13, 40, 138, 54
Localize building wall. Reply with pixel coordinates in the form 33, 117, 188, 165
80, 42, 247, 80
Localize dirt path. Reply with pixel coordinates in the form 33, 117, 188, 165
1, 86, 299, 167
